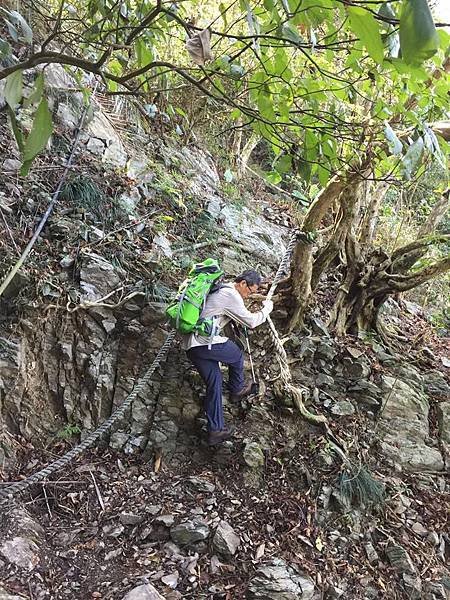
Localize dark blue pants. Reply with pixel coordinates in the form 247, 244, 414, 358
187, 341, 244, 432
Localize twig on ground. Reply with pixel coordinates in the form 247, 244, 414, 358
89, 469, 105, 511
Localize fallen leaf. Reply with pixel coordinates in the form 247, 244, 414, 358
255, 542, 265, 559
315, 536, 323, 551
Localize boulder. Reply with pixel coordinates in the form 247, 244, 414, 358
0, 536, 40, 571
212, 520, 240, 558
187, 477, 215, 493
378, 377, 444, 472
0, 587, 27, 600
243, 442, 265, 468
437, 402, 450, 447
247, 558, 315, 599
424, 371, 450, 399
170, 519, 210, 545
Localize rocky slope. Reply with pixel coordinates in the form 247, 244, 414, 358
0, 67, 449, 599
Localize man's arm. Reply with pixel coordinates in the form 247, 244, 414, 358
222, 289, 273, 329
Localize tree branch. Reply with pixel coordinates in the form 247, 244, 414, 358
387, 256, 450, 292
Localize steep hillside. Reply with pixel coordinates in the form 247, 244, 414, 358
0, 67, 449, 600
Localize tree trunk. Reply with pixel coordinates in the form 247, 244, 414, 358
311, 178, 366, 290
359, 182, 389, 247
328, 248, 450, 335
236, 131, 260, 178
288, 176, 347, 330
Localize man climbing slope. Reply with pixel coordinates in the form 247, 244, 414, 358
182, 270, 273, 446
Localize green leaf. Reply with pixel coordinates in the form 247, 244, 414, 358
0, 8, 33, 43
4, 70, 23, 109
219, 3, 228, 27
280, 23, 303, 45
135, 38, 153, 66
384, 122, 403, 155
274, 154, 292, 173
24, 72, 44, 108
224, 168, 234, 183
7, 106, 24, 152
265, 170, 282, 185
20, 98, 53, 176
378, 2, 396, 20
0, 37, 11, 58
257, 92, 276, 122
399, 0, 439, 65
402, 136, 424, 179
348, 6, 384, 63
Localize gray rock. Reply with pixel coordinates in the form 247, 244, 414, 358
155, 514, 175, 527
424, 371, 450, 398
0, 586, 27, 600
161, 571, 179, 589
103, 141, 128, 168
403, 573, 422, 599
87, 137, 106, 155
122, 583, 164, 600
422, 581, 448, 599
437, 402, 450, 445
326, 584, 345, 598
187, 476, 216, 493
2, 159, 22, 172
152, 234, 173, 259
146, 505, 162, 515
316, 373, 335, 388
385, 544, 416, 575
392, 363, 424, 390
212, 520, 240, 558
315, 342, 337, 361
119, 512, 144, 526
347, 381, 381, 407
243, 442, 265, 468
411, 522, 428, 536
247, 559, 315, 599
297, 338, 317, 360
310, 317, 329, 337
343, 358, 370, 380
365, 542, 379, 564
378, 377, 444, 472
170, 519, 210, 546
110, 432, 130, 450
0, 536, 40, 570
331, 400, 355, 416
59, 255, 74, 269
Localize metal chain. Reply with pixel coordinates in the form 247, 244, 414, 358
0, 331, 176, 501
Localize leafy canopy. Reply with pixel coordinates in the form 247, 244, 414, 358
0, 0, 448, 180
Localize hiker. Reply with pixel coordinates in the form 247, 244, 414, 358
183, 270, 273, 446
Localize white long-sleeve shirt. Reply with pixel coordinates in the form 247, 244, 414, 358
182, 283, 271, 350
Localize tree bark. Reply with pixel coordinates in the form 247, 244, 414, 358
311, 178, 366, 290
359, 182, 389, 247
287, 176, 347, 330
237, 131, 260, 178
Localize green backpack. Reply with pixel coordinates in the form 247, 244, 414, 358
166, 258, 224, 335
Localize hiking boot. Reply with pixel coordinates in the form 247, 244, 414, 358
208, 426, 235, 446
230, 381, 253, 403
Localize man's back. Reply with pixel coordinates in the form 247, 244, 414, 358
182, 283, 270, 350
